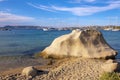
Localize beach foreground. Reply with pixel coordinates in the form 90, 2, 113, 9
0, 57, 119, 80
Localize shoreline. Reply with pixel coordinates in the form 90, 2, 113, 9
0, 55, 119, 71
0, 55, 50, 72
0, 55, 120, 72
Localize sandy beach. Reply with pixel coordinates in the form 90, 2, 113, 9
0, 57, 116, 80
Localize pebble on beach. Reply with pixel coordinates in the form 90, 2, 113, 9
21, 66, 37, 77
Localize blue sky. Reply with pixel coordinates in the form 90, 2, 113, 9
0, 0, 120, 27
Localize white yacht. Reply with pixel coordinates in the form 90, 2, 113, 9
43, 28, 49, 31
104, 28, 112, 31
112, 29, 120, 31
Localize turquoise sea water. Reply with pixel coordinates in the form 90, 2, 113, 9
0, 29, 120, 58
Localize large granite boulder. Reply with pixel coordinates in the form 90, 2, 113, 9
40, 29, 117, 59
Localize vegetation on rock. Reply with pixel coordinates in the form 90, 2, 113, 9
100, 72, 120, 80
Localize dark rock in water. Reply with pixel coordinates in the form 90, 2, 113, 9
39, 29, 117, 59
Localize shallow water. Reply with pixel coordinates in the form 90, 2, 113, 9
0, 29, 119, 59
101, 30, 120, 59
0, 29, 70, 56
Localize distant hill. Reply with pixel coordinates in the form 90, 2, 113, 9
3, 25, 42, 29
0, 25, 120, 31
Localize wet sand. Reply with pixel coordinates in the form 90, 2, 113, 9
0, 56, 49, 72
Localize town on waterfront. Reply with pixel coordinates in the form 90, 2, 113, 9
0, 25, 120, 31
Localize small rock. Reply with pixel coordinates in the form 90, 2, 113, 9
21, 66, 37, 77
105, 59, 114, 63
101, 60, 118, 73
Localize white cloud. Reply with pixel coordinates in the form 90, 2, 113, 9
70, 0, 81, 3
51, 2, 120, 16
85, 0, 95, 2
28, 1, 120, 16
27, 3, 56, 12
0, 11, 35, 25
69, 0, 95, 3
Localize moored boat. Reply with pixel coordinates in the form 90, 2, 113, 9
112, 29, 120, 31
104, 28, 112, 31
43, 28, 49, 31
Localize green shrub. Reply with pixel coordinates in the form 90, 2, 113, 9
100, 72, 120, 80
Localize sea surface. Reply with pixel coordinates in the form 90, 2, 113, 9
0, 29, 120, 59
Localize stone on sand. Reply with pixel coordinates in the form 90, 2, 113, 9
21, 66, 37, 77
101, 59, 118, 73
40, 29, 117, 59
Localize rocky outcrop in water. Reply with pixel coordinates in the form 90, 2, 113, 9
40, 29, 117, 59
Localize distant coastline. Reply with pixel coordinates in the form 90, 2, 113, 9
0, 25, 120, 31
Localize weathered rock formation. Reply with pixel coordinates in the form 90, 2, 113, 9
40, 29, 117, 59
